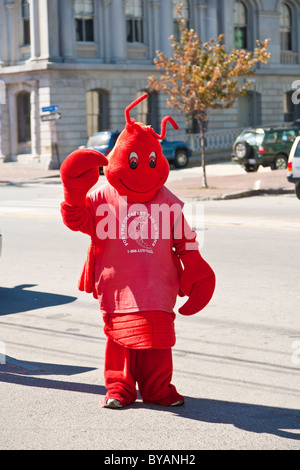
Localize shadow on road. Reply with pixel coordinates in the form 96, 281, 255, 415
0, 359, 105, 395
0, 284, 77, 315
170, 396, 300, 441
133, 396, 300, 442
0, 358, 299, 442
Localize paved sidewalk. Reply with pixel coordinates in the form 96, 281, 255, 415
166, 167, 295, 200
0, 166, 60, 184
0, 161, 295, 200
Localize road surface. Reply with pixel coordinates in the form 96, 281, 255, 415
0, 168, 299, 450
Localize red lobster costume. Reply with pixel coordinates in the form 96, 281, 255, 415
60, 94, 215, 408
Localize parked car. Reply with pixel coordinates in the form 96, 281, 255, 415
287, 135, 300, 199
84, 130, 192, 169
232, 126, 300, 172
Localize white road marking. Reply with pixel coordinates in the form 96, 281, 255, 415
1, 198, 300, 231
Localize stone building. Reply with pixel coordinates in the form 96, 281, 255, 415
0, 0, 300, 168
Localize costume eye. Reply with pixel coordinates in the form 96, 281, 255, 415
129, 152, 139, 169
149, 151, 157, 168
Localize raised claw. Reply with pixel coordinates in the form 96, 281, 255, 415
60, 149, 108, 178
60, 149, 108, 205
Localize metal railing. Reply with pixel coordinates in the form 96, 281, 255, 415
280, 51, 298, 65
175, 119, 300, 155
176, 127, 244, 153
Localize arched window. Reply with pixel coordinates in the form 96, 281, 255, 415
74, 0, 95, 42
280, 3, 292, 51
17, 91, 31, 143
86, 89, 109, 136
233, 0, 247, 49
21, 0, 30, 45
125, 0, 144, 44
173, 0, 190, 39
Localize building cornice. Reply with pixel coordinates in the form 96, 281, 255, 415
1, 58, 300, 77
0, 60, 158, 75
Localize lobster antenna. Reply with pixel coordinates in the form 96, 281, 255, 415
125, 93, 179, 138
150, 116, 179, 140
125, 93, 148, 125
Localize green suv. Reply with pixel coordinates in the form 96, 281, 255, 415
232, 126, 300, 172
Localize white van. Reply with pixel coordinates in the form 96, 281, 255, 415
287, 135, 300, 199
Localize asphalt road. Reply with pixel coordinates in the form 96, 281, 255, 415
0, 169, 299, 451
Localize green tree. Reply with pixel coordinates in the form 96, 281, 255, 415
148, 4, 270, 188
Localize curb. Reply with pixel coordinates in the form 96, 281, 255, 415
221, 187, 295, 200
0, 174, 61, 185
180, 187, 295, 201
0, 168, 294, 201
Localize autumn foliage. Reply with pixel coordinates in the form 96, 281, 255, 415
148, 4, 271, 187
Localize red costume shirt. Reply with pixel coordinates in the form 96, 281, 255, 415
89, 183, 184, 315
88, 182, 192, 350
61, 181, 198, 350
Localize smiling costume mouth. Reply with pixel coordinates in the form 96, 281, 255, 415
120, 178, 162, 194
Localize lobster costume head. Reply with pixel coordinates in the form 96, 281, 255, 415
104, 93, 179, 203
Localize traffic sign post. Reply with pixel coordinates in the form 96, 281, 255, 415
41, 106, 61, 168
49, 121, 60, 168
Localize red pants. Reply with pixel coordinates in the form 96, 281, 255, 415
104, 338, 184, 407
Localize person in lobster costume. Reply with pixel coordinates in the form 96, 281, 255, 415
60, 93, 215, 409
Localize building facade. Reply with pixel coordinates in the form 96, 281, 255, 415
1, 0, 300, 168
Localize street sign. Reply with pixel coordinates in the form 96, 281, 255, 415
40, 112, 62, 122
42, 105, 59, 113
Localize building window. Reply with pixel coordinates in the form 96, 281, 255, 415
238, 90, 261, 127
86, 89, 109, 136
280, 3, 292, 51
22, 0, 30, 45
185, 113, 200, 134
233, 0, 247, 49
17, 91, 31, 143
74, 0, 95, 42
173, 0, 190, 39
125, 0, 144, 43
